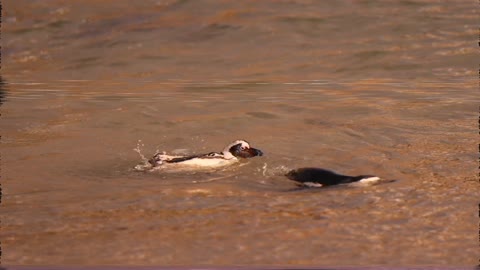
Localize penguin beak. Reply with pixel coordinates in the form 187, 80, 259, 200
236, 147, 263, 158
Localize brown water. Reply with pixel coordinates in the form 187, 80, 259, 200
1, 0, 478, 267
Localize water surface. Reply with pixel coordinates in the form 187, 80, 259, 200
1, 0, 478, 266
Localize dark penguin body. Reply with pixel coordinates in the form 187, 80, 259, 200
285, 167, 382, 188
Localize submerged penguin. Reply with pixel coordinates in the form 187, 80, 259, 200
285, 167, 388, 188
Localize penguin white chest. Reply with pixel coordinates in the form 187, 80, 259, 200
176, 157, 238, 167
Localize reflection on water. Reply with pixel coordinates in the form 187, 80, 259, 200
1, 0, 478, 267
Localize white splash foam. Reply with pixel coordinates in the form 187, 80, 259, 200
133, 140, 148, 163
133, 140, 155, 172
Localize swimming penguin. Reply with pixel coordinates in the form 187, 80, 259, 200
148, 139, 263, 169
285, 167, 387, 188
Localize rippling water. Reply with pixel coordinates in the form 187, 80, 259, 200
1, 0, 478, 267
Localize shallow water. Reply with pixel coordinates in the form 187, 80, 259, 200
1, 0, 478, 267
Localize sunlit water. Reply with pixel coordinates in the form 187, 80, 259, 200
1, 0, 478, 266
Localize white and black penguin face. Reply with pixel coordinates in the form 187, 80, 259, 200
223, 140, 263, 159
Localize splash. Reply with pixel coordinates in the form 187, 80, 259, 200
258, 163, 291, 177
133, 140, 148, 161
133, 140, 154, 171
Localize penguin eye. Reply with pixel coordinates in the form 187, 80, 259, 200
229, 143, 244, 153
